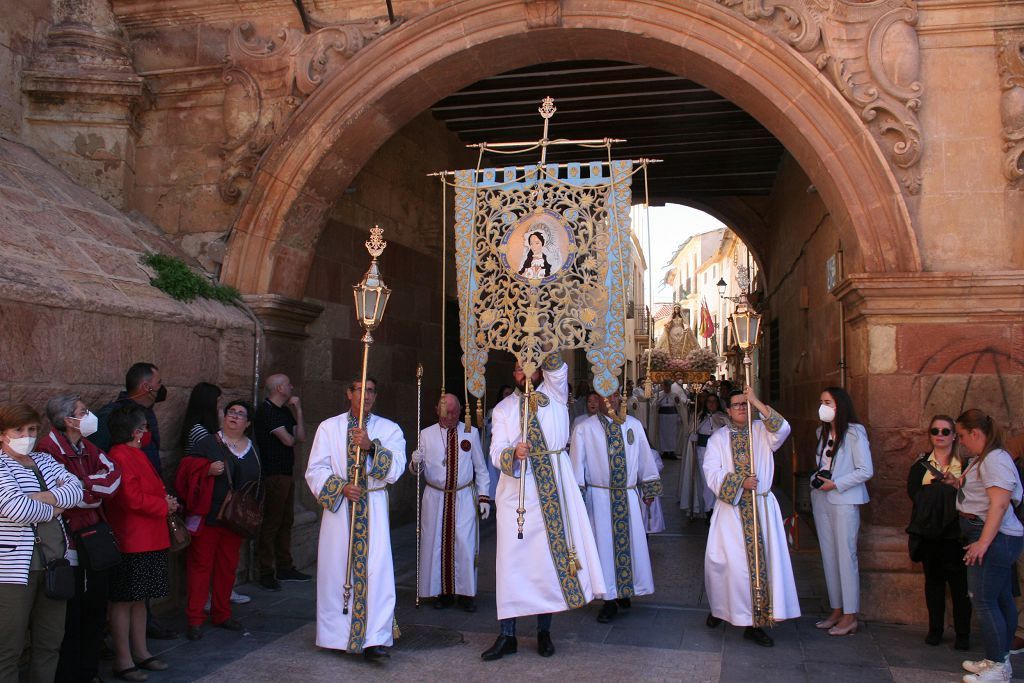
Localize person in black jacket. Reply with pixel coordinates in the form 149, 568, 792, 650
906, 413, 971, 650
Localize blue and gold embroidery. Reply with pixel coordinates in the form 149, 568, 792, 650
366, 439, 393, 480
523, 395, 586, 610
762, 408, 783, 433
717, 472, 744, 503
318, 474, 345, 512
728, 424, 773, 627
600, 416, 634, 599
638, 478, 663, 499
499, 447, 517, 477
542, 353, 564, 371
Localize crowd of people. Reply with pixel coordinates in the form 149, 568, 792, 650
1, 357, 1021, 683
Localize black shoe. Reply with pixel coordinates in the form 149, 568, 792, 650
743, 627, 774, 647
260, 575, 282, 592
481, 635, 517, 661
597, 601, 618, 623
362, 646, 390, 662
214, 618, 244, 632
616, 597, 632, 609
537, 630, 555, 657
954, 634, 970, 651
278, 567, 312, 582
924, 629, 942, 646
434, 595, 454, 610
706, 614, 723, 629
185, 626, 202, 641
145, 623, 179, 640
458, 595, 477, 613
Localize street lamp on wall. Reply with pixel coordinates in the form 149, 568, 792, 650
716, 277, 727, 299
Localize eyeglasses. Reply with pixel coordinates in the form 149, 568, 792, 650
930, 427, 952, 436
225, 410, 248, 419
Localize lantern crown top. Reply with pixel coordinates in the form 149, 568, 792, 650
366, 225, 387, 259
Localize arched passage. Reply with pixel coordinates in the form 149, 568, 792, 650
220, 0, 920, 298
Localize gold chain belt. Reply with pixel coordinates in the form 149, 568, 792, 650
425, 480, 474, 493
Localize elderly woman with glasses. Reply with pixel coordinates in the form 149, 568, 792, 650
176, 400, 261, 641
810, 386, 874, 637
906, 414, 971, 650
37, 394, 123, 683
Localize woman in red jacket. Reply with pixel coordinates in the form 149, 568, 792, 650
104, 405, 179, 682
177, 400, 260, 641
38, 394, 123, 683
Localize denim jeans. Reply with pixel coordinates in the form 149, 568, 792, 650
961, 518, 1024, 662
499, 614, 552, 636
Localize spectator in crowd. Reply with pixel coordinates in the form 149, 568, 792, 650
0, 403, 84, 683
104, 406, 177, 681
905, 414, 970, 650
253, 374, 310, 591
811, 386, 873, 636
178, 401, 261, 641
95, 362, 177, 642
94, 363, 166, 475
956, 410, 1023, 683
38, 395, 123, 683
1006, 432, 1024, 655
180, 382, 250, 608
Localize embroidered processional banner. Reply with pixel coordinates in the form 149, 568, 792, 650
453, 161, 632, 399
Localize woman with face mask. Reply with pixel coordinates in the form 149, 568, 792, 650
37, 394, 123, 683
0, 402, 84, 683
103, 405, 178, 681
810, 386, 874, 636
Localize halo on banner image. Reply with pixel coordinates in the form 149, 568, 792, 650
499, 208, 576, 284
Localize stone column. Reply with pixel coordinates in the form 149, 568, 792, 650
836, 272, 1024, 624
21, 0, 143, 208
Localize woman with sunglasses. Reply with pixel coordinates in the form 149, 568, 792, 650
811, 386, 873, 636
955, 410, 1023, 683
906, 415, 970, 649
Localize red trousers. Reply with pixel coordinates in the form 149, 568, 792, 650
186, 524, 242, 626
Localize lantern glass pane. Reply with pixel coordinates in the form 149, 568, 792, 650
353, 286, 365, 319
364, 289, 379, 323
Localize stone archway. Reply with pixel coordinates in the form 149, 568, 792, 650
220, 0, 921, 299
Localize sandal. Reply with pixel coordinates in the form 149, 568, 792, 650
134, 657, 169, 671
112, 667, 148, 682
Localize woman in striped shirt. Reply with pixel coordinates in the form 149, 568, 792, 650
0, 402, 84, 683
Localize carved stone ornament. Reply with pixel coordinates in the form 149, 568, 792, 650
998, 30, 1024, 189
218, 18, 393, 204
525, 0, 562, 29
715, 0, 924, 195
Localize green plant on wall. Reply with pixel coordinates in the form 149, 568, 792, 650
141, 253, 239, 304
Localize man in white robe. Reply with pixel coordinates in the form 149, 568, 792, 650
483, 384, 515, 501
702, 387, 800, 648
570, 393, 662, 623
305, 378, 406, 661
654, 380, 685, 459
627, 378, 649, 427
483, 354, 604, 661
413, 393, 491, 611
570, 391, 599, 437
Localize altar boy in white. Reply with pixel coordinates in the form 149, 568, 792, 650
702, 387, 800, 648
413, 393, 491, 611
570, 392, 662, 623
305, 378, 406, 662
482, 353, 604, 662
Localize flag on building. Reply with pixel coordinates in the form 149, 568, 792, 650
699, 299, 715, 339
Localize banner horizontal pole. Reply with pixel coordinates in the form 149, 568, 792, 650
426, 158, 661, 177
467, 137, 627, 149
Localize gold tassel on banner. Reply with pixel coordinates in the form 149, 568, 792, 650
464, 401, 472, 433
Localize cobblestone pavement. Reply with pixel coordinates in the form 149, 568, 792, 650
108, 460, 1019, 682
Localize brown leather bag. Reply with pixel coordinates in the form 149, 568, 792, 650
166, 511, 191, 552
215, 443, 264, 538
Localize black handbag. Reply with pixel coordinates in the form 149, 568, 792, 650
215, 442, 264, 538
74, 521, 121, 570
33, 523, 76, 600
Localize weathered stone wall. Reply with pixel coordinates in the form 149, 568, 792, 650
0, 0, 48, 139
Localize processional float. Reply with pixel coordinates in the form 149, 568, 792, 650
427, 97, 660, 542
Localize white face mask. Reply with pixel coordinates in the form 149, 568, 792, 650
818, 404, 836, 423
5, 436, 36, 456
74, 411, 98, 438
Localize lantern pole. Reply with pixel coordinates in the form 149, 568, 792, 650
342, 225, 391, 615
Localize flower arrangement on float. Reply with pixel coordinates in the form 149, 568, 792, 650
642, 347, 717, 383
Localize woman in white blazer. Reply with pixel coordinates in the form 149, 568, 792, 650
810, 386, 873, 636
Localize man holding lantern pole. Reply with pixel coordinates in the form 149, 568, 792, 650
305, 378, 406, 661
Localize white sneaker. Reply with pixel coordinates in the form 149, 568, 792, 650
230, 590, 251, 605
962, 659, 997, 674
962, 663, 1010, 682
